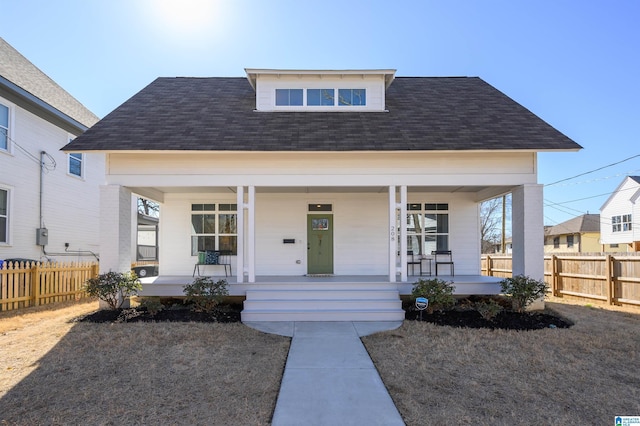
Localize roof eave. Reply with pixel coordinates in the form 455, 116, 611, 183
0, 75, 89, 133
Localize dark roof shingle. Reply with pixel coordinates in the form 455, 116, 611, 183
64, 76, 581, 152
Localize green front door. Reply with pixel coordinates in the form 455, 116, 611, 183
307, 214, 334, 275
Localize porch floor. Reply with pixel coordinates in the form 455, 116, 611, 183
138, 274, 503, 297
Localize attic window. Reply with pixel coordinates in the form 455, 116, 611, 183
338, 89, 366, 106
307, 89, 335, 106
275, 89, 303, 106
0, 103, 9, 151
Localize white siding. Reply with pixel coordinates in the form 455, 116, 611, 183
0, 97, 103, 261
600, 177, 640, 245
255, 74, 386, 112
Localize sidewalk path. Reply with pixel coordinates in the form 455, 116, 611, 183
246, 321, 405, 426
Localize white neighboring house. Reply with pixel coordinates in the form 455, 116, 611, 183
600, 176, 640, 252
64, 68, 581, 320
0, 38, 103, 263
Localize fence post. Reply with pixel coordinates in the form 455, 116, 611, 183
551, 255, 558, 297
605, 254, 613, 305
486, 255, 492, 276
32, 262, 40, 307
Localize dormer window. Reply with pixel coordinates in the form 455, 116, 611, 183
275, 89, 303, 106
338, 89, 366, 106
307, 89, 335, 106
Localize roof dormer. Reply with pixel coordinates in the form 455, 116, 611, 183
245, 68, 396, 112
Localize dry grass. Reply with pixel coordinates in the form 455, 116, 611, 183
362, 301, 640, 425
0, 302, 290, 425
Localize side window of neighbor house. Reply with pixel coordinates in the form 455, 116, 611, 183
567, 235, 574, 248
191, 203, 237, 255
68, 153, 83, 177
612, 215, 621, 232
407, 203, 449, 255
553, 237, 560, 248
0, 103, 9, 151
0, 188, 8, 243
622, 214, 633, 231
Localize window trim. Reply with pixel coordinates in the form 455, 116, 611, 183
0, 98, 15, 154
0, 185, 12, 245
68, 152, 84, 178
406, 202, 449, 256
190, 202, 238, 256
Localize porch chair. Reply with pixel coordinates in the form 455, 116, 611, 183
432, 250, 454, 276
407, 250, 422, 276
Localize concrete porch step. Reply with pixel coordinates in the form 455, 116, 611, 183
241, 282, 405, 322
241, 308, 406, 322
246, 289, 400, 300
243, 298, 402, 311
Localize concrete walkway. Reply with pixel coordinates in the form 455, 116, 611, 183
245, 321, 405, 426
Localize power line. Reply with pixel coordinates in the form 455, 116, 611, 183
545, 154, 640, 187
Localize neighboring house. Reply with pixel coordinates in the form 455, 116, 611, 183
0, 38, 103, 263
64, 68, 581, 320
600, 176, 640, 252
543, 214, 614, 253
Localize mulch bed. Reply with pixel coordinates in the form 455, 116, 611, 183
79, 304, 243, 324
80, 298, 572, 331
405, 308, 572, 330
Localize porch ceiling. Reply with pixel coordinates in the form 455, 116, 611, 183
130, 185, 515, 196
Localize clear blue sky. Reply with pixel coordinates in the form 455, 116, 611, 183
3, 0, 639, 226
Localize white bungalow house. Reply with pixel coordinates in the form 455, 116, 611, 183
600, 176, 640, 252
63, 68, 581, 321
0, 38, 102, 264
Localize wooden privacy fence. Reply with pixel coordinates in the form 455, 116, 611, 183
482, 254, 640, 307
0, 261, 99, 311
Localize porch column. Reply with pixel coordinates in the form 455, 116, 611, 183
99, 185, 132, 308
399, 185, 408, 282
236, 186, 244, 283
247, 186, 256, 283
512, 184, 545, 308
388, 186, 396, 281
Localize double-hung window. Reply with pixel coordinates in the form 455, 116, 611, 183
0, 103, 9, 151
567, 235, 574, 248
69, 153, 83, 177
0, 188, 8, 244
191, 203, 237, 255
407, 203, 449, 255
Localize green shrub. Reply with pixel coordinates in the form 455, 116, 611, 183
183, 277, 229, 313
475, 299, 503, 321
85, 271, 142, 310
500, 275, 548, 313
138, 297, 164, 316
411, 278, 455, 314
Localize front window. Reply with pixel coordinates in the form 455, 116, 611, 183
275, 89, 303, 106
0, 188, 8, 243
407, 203, 449, 255
191, 203, 237, 255
69, 153, 83, 177
0, 103, 9, 151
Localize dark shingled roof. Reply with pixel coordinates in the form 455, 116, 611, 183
0, 37, 99, 128
64, 76, 581, 152
545, 214, 601, 237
